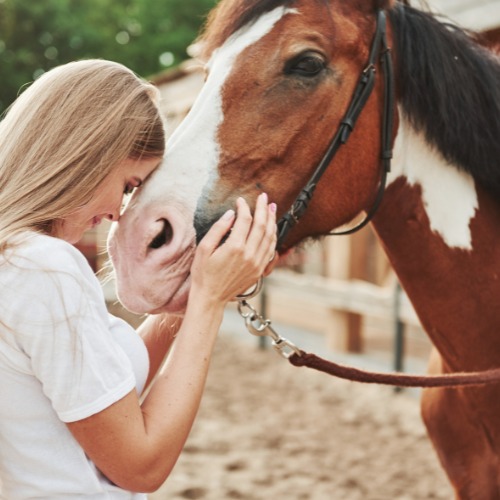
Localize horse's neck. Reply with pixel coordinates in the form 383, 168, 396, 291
371, 118, 500, 371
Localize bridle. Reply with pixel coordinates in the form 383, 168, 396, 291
237, 9, 500, 389
236, 9, 391, 300
276, 9, 394, 249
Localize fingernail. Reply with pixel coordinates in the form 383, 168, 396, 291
269, 203, 277, 213
222, 209, 235, 220
260, 192, 268, 202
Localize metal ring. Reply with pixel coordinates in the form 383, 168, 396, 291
234, 277, 263, 301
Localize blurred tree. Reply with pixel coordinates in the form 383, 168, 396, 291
0, 0, 216, 114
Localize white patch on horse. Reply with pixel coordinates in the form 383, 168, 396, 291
390, 116, 478, 250
148, 7, 297, 213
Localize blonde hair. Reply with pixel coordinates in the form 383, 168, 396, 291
0, 59, 165, 252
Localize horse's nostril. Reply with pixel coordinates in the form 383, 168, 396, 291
149, 219, 173, 249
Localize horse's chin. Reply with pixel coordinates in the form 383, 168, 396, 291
149, 279, 191, 315
115, 274, 191, 316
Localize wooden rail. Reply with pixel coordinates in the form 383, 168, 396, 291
250, 269, 422, 353
264, 270, 420, 325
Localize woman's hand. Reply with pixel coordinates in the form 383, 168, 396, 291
189, 193, 277, 306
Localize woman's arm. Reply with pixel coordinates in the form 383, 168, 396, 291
68, 295, 225, 492
138, 314, 182, 389
67, 195, 277, 493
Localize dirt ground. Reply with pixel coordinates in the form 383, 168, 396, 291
148, 331, 453, 500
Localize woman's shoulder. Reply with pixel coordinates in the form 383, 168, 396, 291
6, 231, 92, 276
0, 232, 105, 318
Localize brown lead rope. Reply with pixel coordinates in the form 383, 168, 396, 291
237, 299, 500, 389
287, 350, 500, 388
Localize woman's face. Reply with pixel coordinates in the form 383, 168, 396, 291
55, 157, 160, 244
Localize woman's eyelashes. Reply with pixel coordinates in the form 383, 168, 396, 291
123, 179, 143, 195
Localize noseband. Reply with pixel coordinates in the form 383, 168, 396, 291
276, 9, 395, 248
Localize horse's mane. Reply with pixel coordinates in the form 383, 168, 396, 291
389, 3, 500, 197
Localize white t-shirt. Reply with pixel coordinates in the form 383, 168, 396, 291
0, 232, 149, 499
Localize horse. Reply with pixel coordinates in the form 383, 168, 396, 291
108, 0, 500, 497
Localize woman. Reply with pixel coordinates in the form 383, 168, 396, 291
0, 59, 277, 498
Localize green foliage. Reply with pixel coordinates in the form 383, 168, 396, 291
0, 0, 217, 114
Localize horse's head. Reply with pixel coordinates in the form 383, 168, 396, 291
109, 0, 396, 314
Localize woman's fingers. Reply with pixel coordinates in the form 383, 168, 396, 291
258, 202, 278, 265
197, 209, 235, 255
224, 197, 253, 244
263, 250, 279, 276
244, 195, 277, 273
243, 193, 270, 256
227, 194, 275, 250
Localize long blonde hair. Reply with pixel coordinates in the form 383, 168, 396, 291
0, 59, 165, 252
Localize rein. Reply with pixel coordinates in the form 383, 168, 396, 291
276, 9, 394, 247
238, 10, 500, 389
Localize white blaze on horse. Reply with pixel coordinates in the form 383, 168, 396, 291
108, 0, 500, 496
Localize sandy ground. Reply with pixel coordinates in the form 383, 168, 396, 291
148, 329, 454, 500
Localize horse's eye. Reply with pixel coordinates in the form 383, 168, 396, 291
286, 53, 326, 77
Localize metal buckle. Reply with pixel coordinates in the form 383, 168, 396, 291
237, 299, 301, 359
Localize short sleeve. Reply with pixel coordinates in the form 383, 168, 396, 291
2, 237, 136, 423
108, 314, 150, 396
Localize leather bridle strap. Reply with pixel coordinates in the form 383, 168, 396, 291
276, 9, 394, 248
